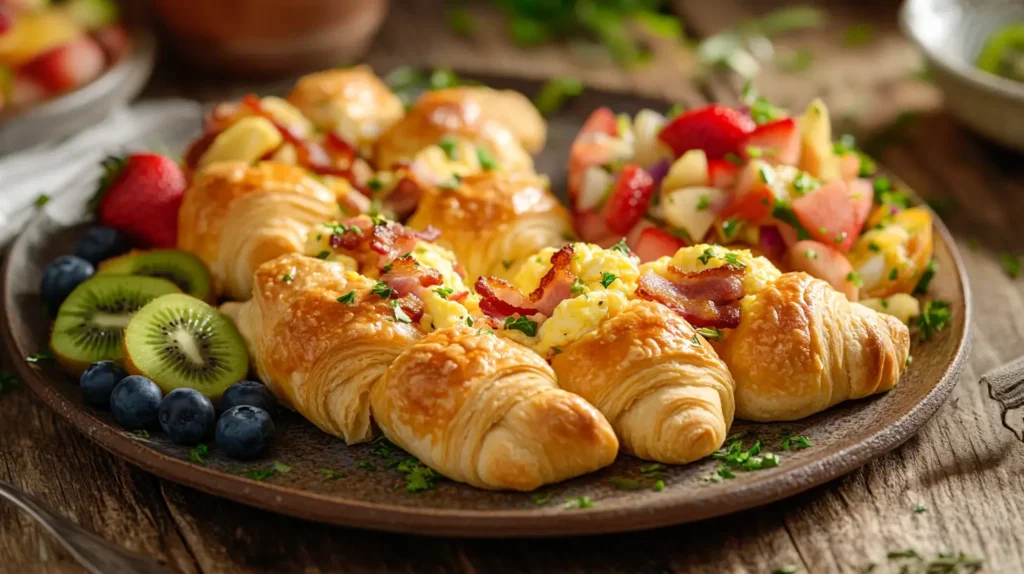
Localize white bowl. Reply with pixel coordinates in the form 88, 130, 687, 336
900, 0, 1024, 151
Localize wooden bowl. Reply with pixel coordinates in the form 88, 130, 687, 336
150, 0, 389, 76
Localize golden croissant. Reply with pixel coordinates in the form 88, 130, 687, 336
372, 326, 619, 490
406, 171, 571, 280
715, 272, 911, 421
177, 162, 347, 301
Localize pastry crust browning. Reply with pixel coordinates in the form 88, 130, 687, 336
716, 272, 910, 421
551, 300, 735, 464
372, 326, 619, 490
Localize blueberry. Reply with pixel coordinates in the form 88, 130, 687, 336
220, 380, 279, 416
216, 406, 275, 460
40, 255, 94, 311
109, 375, 163, 430
73, 227, 129, 265
158, 388, 215, 446
79, 361, 127, 408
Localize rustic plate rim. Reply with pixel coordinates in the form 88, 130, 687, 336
1, 112, 972, 539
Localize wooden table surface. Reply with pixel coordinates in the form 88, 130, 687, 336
3, 1, 1023, 572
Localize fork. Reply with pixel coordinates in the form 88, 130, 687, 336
0, 480, 175, 574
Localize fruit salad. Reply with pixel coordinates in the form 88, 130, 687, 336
567, 86, 935, 305
0, 0, 129, 112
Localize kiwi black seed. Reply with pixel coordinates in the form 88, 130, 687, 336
50, 276, 181, 376
123, 293, 249, 401
98, 250, 213, 302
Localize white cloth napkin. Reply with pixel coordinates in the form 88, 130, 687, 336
0, 99, 204, 245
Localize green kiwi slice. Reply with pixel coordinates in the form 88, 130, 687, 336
123, 293, 249, 400
98, 250, 213, 302
50, 276, 181, 376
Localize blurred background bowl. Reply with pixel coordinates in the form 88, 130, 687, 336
150, 0, 390, 76
901, 0, 1024, 152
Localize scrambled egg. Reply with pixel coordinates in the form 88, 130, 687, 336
857, 293, 921, 326
512, 242, 640, 297
409, 241, 481, 331
639, 243, 781, 295
500, 290, 631, 358
303, 225, 360, 271
412, 139, 487, 184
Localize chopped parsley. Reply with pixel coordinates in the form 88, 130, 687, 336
570, 278, 586, 295
371, 281, 394, 300
356, 461, 377, 471
722, 252, 746, 269
652, 480, 665, 492
130, 429, 149, 439
886, 549, 982, 573
240, 467, 277, 481
913, 504, 927, 513
1000, 253, 1022, 279
608, 477, 643, 490
792, 171, 819, 195
914, 258, 938, 293
772, 204, 812, 239
696, 327, 723, 341
757, 164, 772, 184
846, 272, 863, 288
552, 347, 562, 355
916, 299, 951, 341
337, 291, 356, 304
698, 247, 717, 265
721, 217, 743, 241
772, 567, 801, 574
316, 250, 330, 260
34, 194, 50, 208
319, 468, 347, 480
780, 435, 813, 450
888, 268, 899, 281
281, 274, 293, 283
465, 316, 474, 327
433, 286, 454, 299
438, 136, 459, 160
504, 316, 538, 337
188, 444, 208, 464
833, 133, 857, 155
531, 493, 552, 506
273, 461, 293, 474
600, 272, 617, 288
367, 177, 383, 191
476, 146, 499, 171
533, 76, 583, 117
717, 465, 736, 479
437, 174, 462, 190
324, 221, 363, 236
834, 231, 848, 245
868, 242, 881, 253
639, 463, 662, 476
562, 496, 594, 509
803, 249, 818, 260
390, 302, 413, 324
746, 145, 764, 158
696, 194, 711, 210
724, 152, 744, 166
712, 437, 781, 475
395, 457, 440, 492
25, 350, 54, 364
609, 238, 631, 255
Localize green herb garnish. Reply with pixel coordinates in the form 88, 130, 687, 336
476, 146, 499, 171
846, 272, 863, 288
916, 299, 951, 341
1000, 253, 1022, 279
781, 435, 813, 450
34, 194, 50, 208
319, 468, 347, 480
434, 286, 454, 299
608, 477, 643, 490
371, 281, 394, 300
504, 316, 538, 337
438, 136, 459, 160
722, 252, 746, 269
563, 496, 594, 509
531, 493, 552, 506
337, 291, 356, 304
357, 461, 377, 471
188, 444, 208, 464
698, 247, 717, 265
600, 272, 617, 288
533, 77, 583, 117
914, 258, 938, 293
696, 327, 723, 341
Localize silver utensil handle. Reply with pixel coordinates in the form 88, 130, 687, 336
0, 480, 176, 574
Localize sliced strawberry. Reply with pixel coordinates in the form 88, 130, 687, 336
19, 37, 105, 93
743, 117, 799, 165
722, 185, 774, 223
847, 178, 873, 234
601, 163, 655, 235
633, 227, 685, 263
92, 23, 129, 61
786, 240, 858, 301
708, 159, 741, 189
657, 104, 755, 160
569, 107, 618, 204
792, 179, 858, 253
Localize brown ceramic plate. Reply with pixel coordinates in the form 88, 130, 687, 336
2, 77, 972, 537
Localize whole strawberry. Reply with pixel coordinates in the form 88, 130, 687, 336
90, 154, 185, 248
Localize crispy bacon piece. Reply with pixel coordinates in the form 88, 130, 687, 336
380, 255, 443, 299
449, 290, 469, 303
395, 296, 425, 324
475, 245, 577, 319
636, 265, 745, 329
328, 218, 441, 270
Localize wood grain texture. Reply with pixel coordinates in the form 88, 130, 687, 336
2, 0, 1024, 572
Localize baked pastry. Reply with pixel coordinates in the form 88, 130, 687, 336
373, 87, 543, 173
406, 172, 572, 280
372, 326, 619, 490
286, 65, 405, 156
476, 243, 736, 463
714, 272, 910, 421
177, 162, 348, 300
223, 254, 423, 444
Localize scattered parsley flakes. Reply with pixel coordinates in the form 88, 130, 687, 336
357, 461, 377, 471
696, 194, 711, 210
504, 316, 539, 337
652, 480, 664, 492
281, 274, 293, 283
316, 250, 330, 260
465, 316, 474, 327
34, 194, 50, 208
395, 457, 440, 492
434, 286, 454, 299
367, 177, 383, 191
272, 461, 293, 474
724, 152, 744, 166
712, 436, 781, 475
438, 136, 459, 160
337, 291, 357, 304
803, 249, 818, 260
533, 77, 583, 117
552, 347, 563, 355
888, 268, 899, 281
999, 253, 1022, 279
914, 258, 938, 294
610, 238, 631, 255
608, 477, 643, 490
913, 504, 927, 513
319, 468, 347, 480
371, 281, 394, 300
792, 171, 819, 195
847, 272, 863, 288
698, 247, 717, 265
570, 278, 586, 295
722, 217, 743, 241
887, 549, 921, 560
188, 443, 208, 464
696, 327, 723, 341
240, 467, 276, 481
869, 242, 882, 253
600, 272, 617, 288
324, 221, 363, 236
916, 299, 951, 341
772, 566, 801, 574
886, 549, 982, 573
690, 334, 702, 347
563, 496, 594, 509
717, 465, 736, 479
639, 463, 662, 476
476, 146, 499, 171
781, 435, 813, 450
130, 429, 150, 439
391, 303, 413, 324
531, 493, 552, 506
25, 350, 54, 364
722, 252, 746, 269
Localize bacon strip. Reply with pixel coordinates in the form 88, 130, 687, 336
328, 217, 441, 270
396, 296, 425, 324
380, 255, 443, 299
636, 265, 745, 329
475, 245, 577, 320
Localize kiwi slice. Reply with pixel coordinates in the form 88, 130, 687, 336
123, 293, 249, 400
50, 276, 181, 376
98, 250, 213, 302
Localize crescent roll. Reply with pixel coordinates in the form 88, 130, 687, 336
177, 162, 347, 300
371, 326, 618, 491
373, 87, 542, 173
406, 172, 572, 280
287, 65, 405, 156
224, 254, 422, 444
551, 300, 735, 464
715, 272, 910, 421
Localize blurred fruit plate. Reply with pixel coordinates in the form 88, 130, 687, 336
0, 27, 154, 155
1, 77, 971, 537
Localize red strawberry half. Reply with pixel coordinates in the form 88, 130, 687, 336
601, 163, 655, 235
657, 104, 755, 160
743, 117, 800, 165
19, 37, 105, 94
633, 226, 685, 263
91, 153, 186, 248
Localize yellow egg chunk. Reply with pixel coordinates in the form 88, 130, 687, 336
512, 243, 640, 297
412, 140, 484, 183
302, 225, 360, 271
198, 117, 284, 169
639, 243, 781, 295
858, 294, 921, 326
499, 290, 631, 358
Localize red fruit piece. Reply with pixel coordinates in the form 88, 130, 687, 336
0, 8, 13, 35
847, 178, 873, 234
601, 163, 655, 235
19, 37, 105, 93
722, 184, 774, 223
743, 117, 800, 165
573, 209, 616, 246
657, 104, 755, 160
569, 107, 618, 205
633, 227, 685, 263
92, 23, 130, 61
791, 179, 859, 253
707, 159, 741, 189
786, 240, 858, 301
91, 153, 187, 248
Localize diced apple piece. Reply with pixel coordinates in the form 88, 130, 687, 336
798, 98, 840, 181
661, 149, 708, 192
198, 116, 284, 169
632, 109, 672, 167
576, 166, 614, 212
662, 186, 726, 242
